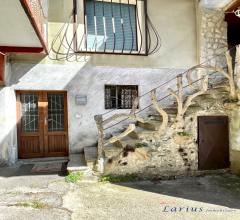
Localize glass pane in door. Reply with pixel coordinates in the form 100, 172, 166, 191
47, 94, 65, 131
20, 93, 39, 132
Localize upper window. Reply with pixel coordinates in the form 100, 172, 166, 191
105, 85, 138, 109
85, 0, 137, 52
52, 0, 162, 57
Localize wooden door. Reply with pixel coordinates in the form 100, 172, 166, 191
44, 92, 69, 157
198, 116, 230, 170
17, 91, 44, 158
17, 91, 69, 159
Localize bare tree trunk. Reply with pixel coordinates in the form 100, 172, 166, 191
235, 46, 240, 102
151, 89, 168, 135
226, 51, 237, 99
169, 74, 209, 132
169, 74, 184, 131
94, 115, 104, 159
104, 124, 136, 146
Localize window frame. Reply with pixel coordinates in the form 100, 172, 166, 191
104, 84, 139, 110
73, 0, 148, 56
84, 0, 139, 52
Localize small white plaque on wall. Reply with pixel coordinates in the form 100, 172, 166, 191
75, 95, 87, 105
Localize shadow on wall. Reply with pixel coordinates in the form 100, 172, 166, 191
0, 56, 50, 166
0, 86, 18, 166
0, 53, 92, 163
0, 128, 16, 167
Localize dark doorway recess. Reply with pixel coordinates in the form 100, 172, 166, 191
198, 116, 230, 170
225, 7, 240, 64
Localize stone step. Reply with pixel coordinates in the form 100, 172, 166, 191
104, 145, 123, 158
84, 147, 98, 169
67, 154, 90, 173
126, 125, 150, 139
211, 84, 229, 92
104, 124, 146, 143
148, 101, 203, 120
104, 138, 134, 158
136, 120, 160, 131
127, 130, 139, 139
136, 130, 157, 140
164, 107, 178, 115
19, 157, 69, 165
147, 113, 176, 122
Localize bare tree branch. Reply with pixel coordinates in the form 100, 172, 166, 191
104, 124, 136, 146
151, 89, 168, 135
103, 113, 145, 126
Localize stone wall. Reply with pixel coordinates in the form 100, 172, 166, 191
199, 8, 228, 67
103, 86, 240, 178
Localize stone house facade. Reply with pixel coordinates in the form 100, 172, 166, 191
0, 0, 240, 177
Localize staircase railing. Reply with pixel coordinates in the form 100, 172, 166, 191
94, 45, 240, 163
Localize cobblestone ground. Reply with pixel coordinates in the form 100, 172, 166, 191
0, 165, 240, 220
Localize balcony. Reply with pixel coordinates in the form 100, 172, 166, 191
51, 0, 161, 59
0, 0, 48, 54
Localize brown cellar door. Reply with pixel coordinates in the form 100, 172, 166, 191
17, 91, 69, 159
198, 116, 230, 170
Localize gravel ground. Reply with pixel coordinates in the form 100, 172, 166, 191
0, 165, 240, 220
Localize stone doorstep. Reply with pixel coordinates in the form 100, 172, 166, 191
84, 147, 97, 161
17, 157, 69, 165
67, 154, 90, 173
84, 147, 98, 171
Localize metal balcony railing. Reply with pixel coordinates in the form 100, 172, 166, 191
50, 0, 161, 60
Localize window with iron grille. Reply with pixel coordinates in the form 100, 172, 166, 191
84, 0, 138, 52
105, 85, 138, 109
53, 0, 161, 57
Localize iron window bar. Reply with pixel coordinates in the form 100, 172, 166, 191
105, 85, 138, 109
50, 0, 161, 60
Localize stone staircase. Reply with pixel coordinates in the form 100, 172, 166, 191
67, 83, 232, 174
102, 84, 231, 160
67, 147, 97, 174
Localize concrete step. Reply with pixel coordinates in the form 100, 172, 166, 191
84, 147, 98, 169
67, 154, 90, 173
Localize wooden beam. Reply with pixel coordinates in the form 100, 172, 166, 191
0, 46, 44, 53
20, 0, 48, 54
0, 54, 5, 84
225, 0, 240, 12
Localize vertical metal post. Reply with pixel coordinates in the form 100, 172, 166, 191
73, 0, 78, 52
